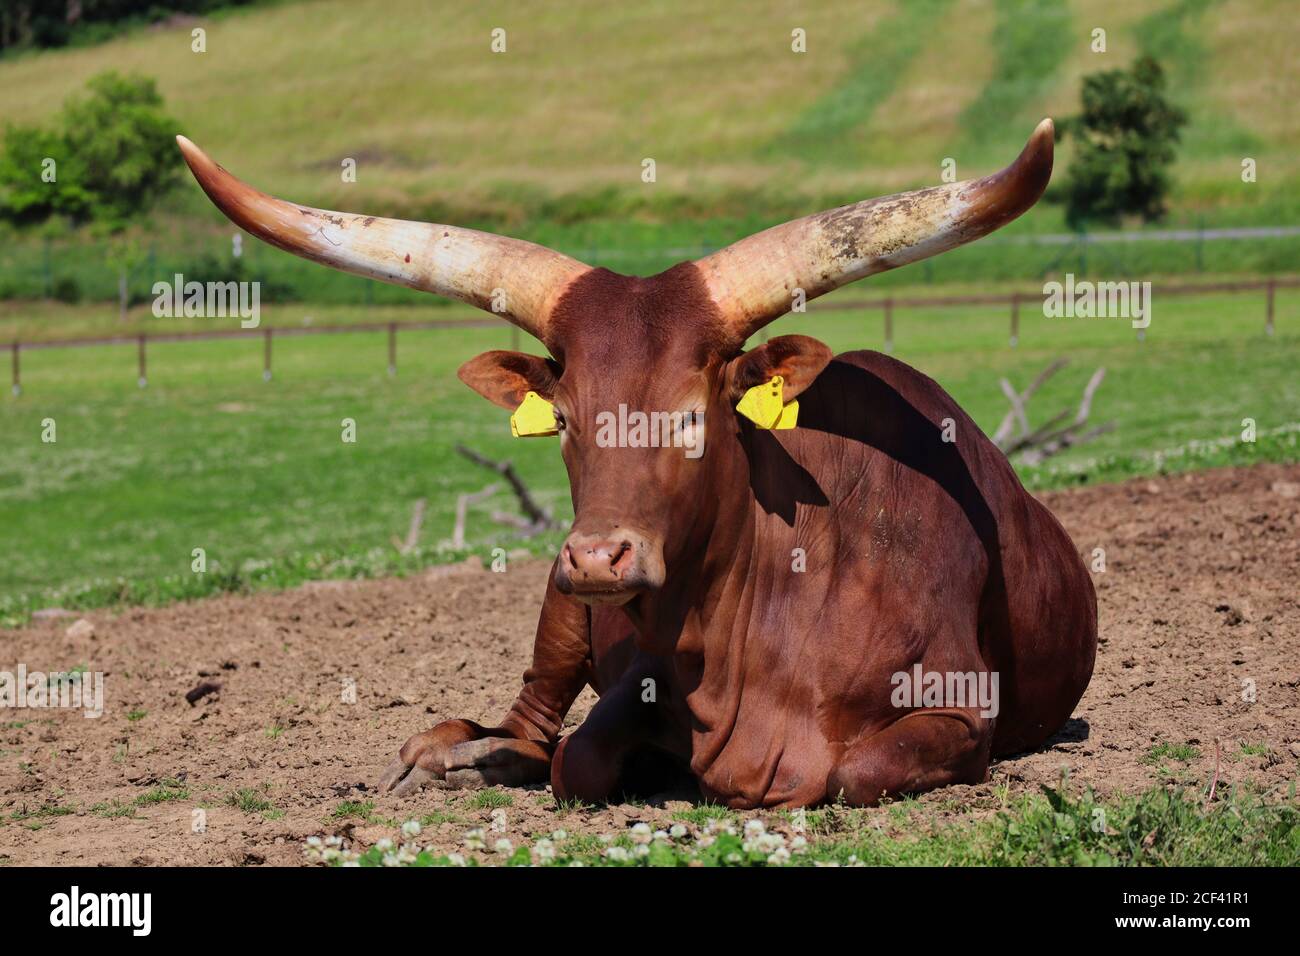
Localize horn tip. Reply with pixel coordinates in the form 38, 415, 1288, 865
175, 134, 206, 168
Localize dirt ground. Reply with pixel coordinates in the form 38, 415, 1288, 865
2, 462, 1298, 866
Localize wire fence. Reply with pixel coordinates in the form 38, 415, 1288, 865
7, 276, 1294, 396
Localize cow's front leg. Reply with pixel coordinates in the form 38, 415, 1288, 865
379, 567, 592, 797
826, 708, 993, 806
550, 659, 670, 803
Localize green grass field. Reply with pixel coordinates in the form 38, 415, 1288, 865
2, 283, 1297, 624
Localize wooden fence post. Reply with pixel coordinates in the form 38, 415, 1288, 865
10, 341, 18, 397
1266, 278, 1276, 337
137, 334, 147, 388
1010, 292, 1020, 348
884, 298, 894, 354
388, 322, 397, 377
263, 327, 273, 381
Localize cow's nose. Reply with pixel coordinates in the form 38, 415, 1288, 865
556, 529, 664, 604
562, 535, 636, 581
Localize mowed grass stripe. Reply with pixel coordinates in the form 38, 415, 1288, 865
769, 0, 955, 165
953, 0, 1073, 164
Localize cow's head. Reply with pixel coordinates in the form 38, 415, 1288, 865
178, 120, 1053, 606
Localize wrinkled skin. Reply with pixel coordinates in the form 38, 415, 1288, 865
380, 264, 1097, 807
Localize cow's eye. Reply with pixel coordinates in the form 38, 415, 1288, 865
553, 409, 566, 431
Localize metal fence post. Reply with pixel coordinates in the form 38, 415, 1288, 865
263, 327, 273, 381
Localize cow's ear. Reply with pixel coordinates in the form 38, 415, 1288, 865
458, 350, 562, 410
726, 335, 832, 403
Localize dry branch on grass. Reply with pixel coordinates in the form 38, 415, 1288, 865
993, 359, 1115, 465
391, 498, 427, 554
453, 444, 562, 539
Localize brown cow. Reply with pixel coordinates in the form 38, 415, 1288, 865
179, 119, 1096, 808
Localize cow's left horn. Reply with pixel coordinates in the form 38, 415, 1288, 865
176, 136, 589, 345
695, 119, 1054, 343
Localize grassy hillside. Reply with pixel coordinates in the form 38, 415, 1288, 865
2, 0, 1297, 230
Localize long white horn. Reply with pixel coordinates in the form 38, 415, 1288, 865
695, 119, 1054, 343
176, 136, 589, 345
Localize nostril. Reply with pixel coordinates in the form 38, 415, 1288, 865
609, 540, 634, 573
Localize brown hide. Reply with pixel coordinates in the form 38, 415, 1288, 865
477, 264, 1097, 808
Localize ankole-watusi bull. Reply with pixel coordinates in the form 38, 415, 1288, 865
178, 119, 1096, 808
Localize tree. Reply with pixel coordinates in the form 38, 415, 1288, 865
0, 71, 180, 231
1060, 56, 1188, 229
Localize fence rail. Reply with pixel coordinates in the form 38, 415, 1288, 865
7, 277, 1295, 396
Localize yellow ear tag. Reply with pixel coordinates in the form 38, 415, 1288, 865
736, 375, 799, 430
509, 391, 559, 437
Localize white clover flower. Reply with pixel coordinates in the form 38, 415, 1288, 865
382, 852, 400, 867
325, 835, 343, 847
463, 827, 487, 850
605, 846, 631, 862
632, 844, 650, 858
550, 829, 568, 841
375, 838, 394, 853
791, 836, 808, 852
697, 834, 716, 849
630, 822, 653, 845
493, 838, 514, 854
744, 819, 766, 839
305, 836, 323, 849
533, 838, 556, 863
724, 851, 742, 864
669, 823, 688, 840
401, 820, 422, 838
767, 847, 792, 866
653, 829, 670, 842
447, 853, 467, 867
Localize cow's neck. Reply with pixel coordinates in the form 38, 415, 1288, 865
622, 418, 760, 660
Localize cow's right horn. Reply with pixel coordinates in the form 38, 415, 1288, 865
176, 136, 589, 346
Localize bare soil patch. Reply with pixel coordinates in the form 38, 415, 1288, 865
2, 463, 1297, 866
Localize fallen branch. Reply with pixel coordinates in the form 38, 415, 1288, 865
994, 360, 1115, 464
452, 484, 499, 549
391, 497, 427, 554
454, 444, 562, 538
